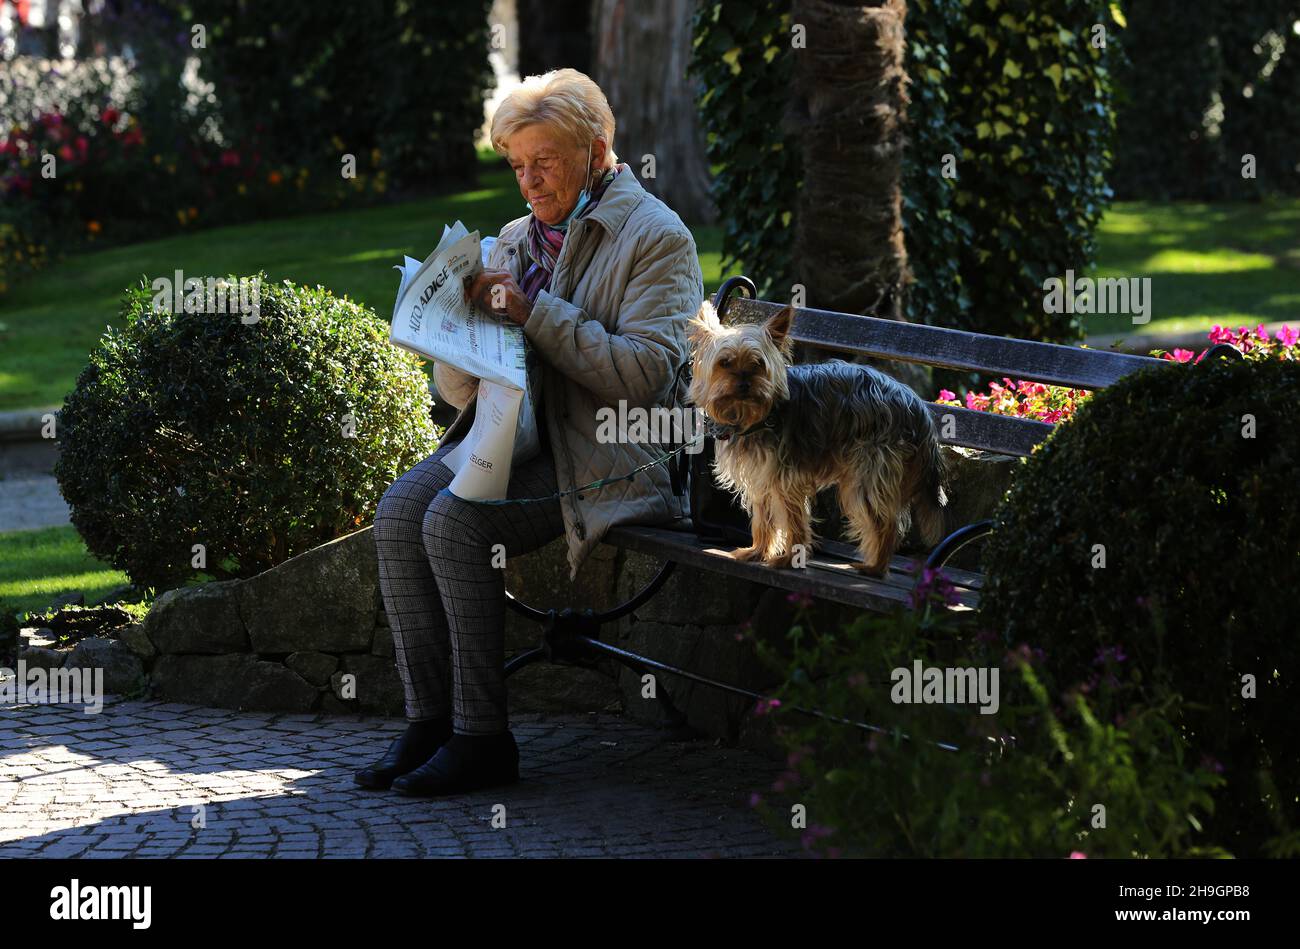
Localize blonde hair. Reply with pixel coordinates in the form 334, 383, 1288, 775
490, 68, 618, 167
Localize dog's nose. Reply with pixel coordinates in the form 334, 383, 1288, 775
737, 378, 751, 393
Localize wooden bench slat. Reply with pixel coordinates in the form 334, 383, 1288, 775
814, 538, 985, 590
605, 524, 978, 612
926, 404, 1050, 457
726, 297, 1163, 391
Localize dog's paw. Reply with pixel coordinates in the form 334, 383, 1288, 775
731, 545, 764, 563
762, 552, 795, 569
851, 560, 889, 578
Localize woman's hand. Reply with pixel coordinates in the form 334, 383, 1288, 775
464, 269, 533, 327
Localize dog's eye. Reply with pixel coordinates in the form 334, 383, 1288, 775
719, 356, 732, 368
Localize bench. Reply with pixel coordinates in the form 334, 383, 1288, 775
502, 275, 1170, 731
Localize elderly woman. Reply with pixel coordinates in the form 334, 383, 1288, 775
355, 69, 703, 796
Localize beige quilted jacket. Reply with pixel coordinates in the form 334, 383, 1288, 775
432, 168, 702, 580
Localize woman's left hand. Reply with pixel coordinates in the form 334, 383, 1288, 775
465, 269, 532, 327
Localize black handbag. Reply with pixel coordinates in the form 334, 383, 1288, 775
686, 434, 753, 546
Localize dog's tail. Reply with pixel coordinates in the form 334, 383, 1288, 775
913, 435, 949, 547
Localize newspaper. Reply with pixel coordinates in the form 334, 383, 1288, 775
389, 221, 540, 501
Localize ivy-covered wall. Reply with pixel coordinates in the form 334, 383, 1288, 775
691, 0, 1118, 344
690, 0, 800, 300
937, 0, 1117, 343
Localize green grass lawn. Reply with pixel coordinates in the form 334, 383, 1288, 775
0, 525, 129, 617
1, 158, 1295, 411
0, 160, 727, 411
1084, 199, 1300, 339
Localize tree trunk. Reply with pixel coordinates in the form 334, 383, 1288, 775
515, 0, 593, 77
591, 0, 717, 225
786, 0, 909, 320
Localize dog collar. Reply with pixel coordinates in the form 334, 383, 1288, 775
703, 412, 779, 442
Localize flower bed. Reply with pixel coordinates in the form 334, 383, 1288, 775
934, 323, 1299, 424
0, 55, 390, 298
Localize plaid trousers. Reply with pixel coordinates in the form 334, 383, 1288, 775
373, 435, 565, 734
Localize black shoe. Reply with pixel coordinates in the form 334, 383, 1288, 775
390, 731, 520, 796
354, 717, 454, 789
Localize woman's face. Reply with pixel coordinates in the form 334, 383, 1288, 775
506, 124, 606, 226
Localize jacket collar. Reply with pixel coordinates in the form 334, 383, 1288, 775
579, 163, 644, 237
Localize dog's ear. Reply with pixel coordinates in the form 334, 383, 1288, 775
687, 299, 721, 346
765, 305, 795, 353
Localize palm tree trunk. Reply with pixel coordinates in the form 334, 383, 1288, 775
786, 0, 909, 319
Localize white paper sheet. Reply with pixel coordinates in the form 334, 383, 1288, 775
389, 221, 540, 500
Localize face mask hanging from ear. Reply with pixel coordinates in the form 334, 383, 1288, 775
534, 140, 595, 232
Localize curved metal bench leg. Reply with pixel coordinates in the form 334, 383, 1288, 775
504, 559, 677, 624
502, 557, 677, 674
504, 646, 547, 678
924, 519, 995, 573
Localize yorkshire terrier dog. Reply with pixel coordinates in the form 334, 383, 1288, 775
687, 301, 948, 576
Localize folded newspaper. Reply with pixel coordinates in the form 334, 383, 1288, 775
390, 221, 540, 501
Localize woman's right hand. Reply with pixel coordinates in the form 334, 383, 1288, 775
432, 361, 480, 411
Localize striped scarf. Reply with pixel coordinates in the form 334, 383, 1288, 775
519, 164, 623, 304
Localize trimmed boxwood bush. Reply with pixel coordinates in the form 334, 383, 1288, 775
980, 356, 1300, 855
55, 276, 439, 592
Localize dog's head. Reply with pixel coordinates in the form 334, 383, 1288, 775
687, 301, 794, 430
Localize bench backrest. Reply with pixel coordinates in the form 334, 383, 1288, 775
719, 295, 1166, 458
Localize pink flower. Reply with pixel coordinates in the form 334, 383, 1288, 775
1255, 324, 1270, 341
1278, 325, 1298, 348
785, 590, 813, 609
58, 144, 74, 162
100, 107, 120, 126
910, 565, 961, 610
1209, 325, 1232, 345
1041, 409, 1065, 424
800, 823, 834, 852
937, 389, 956, 402
1069, 851, 1087, 859
1170, 348, 1194, 363
752, 697, 782, 717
